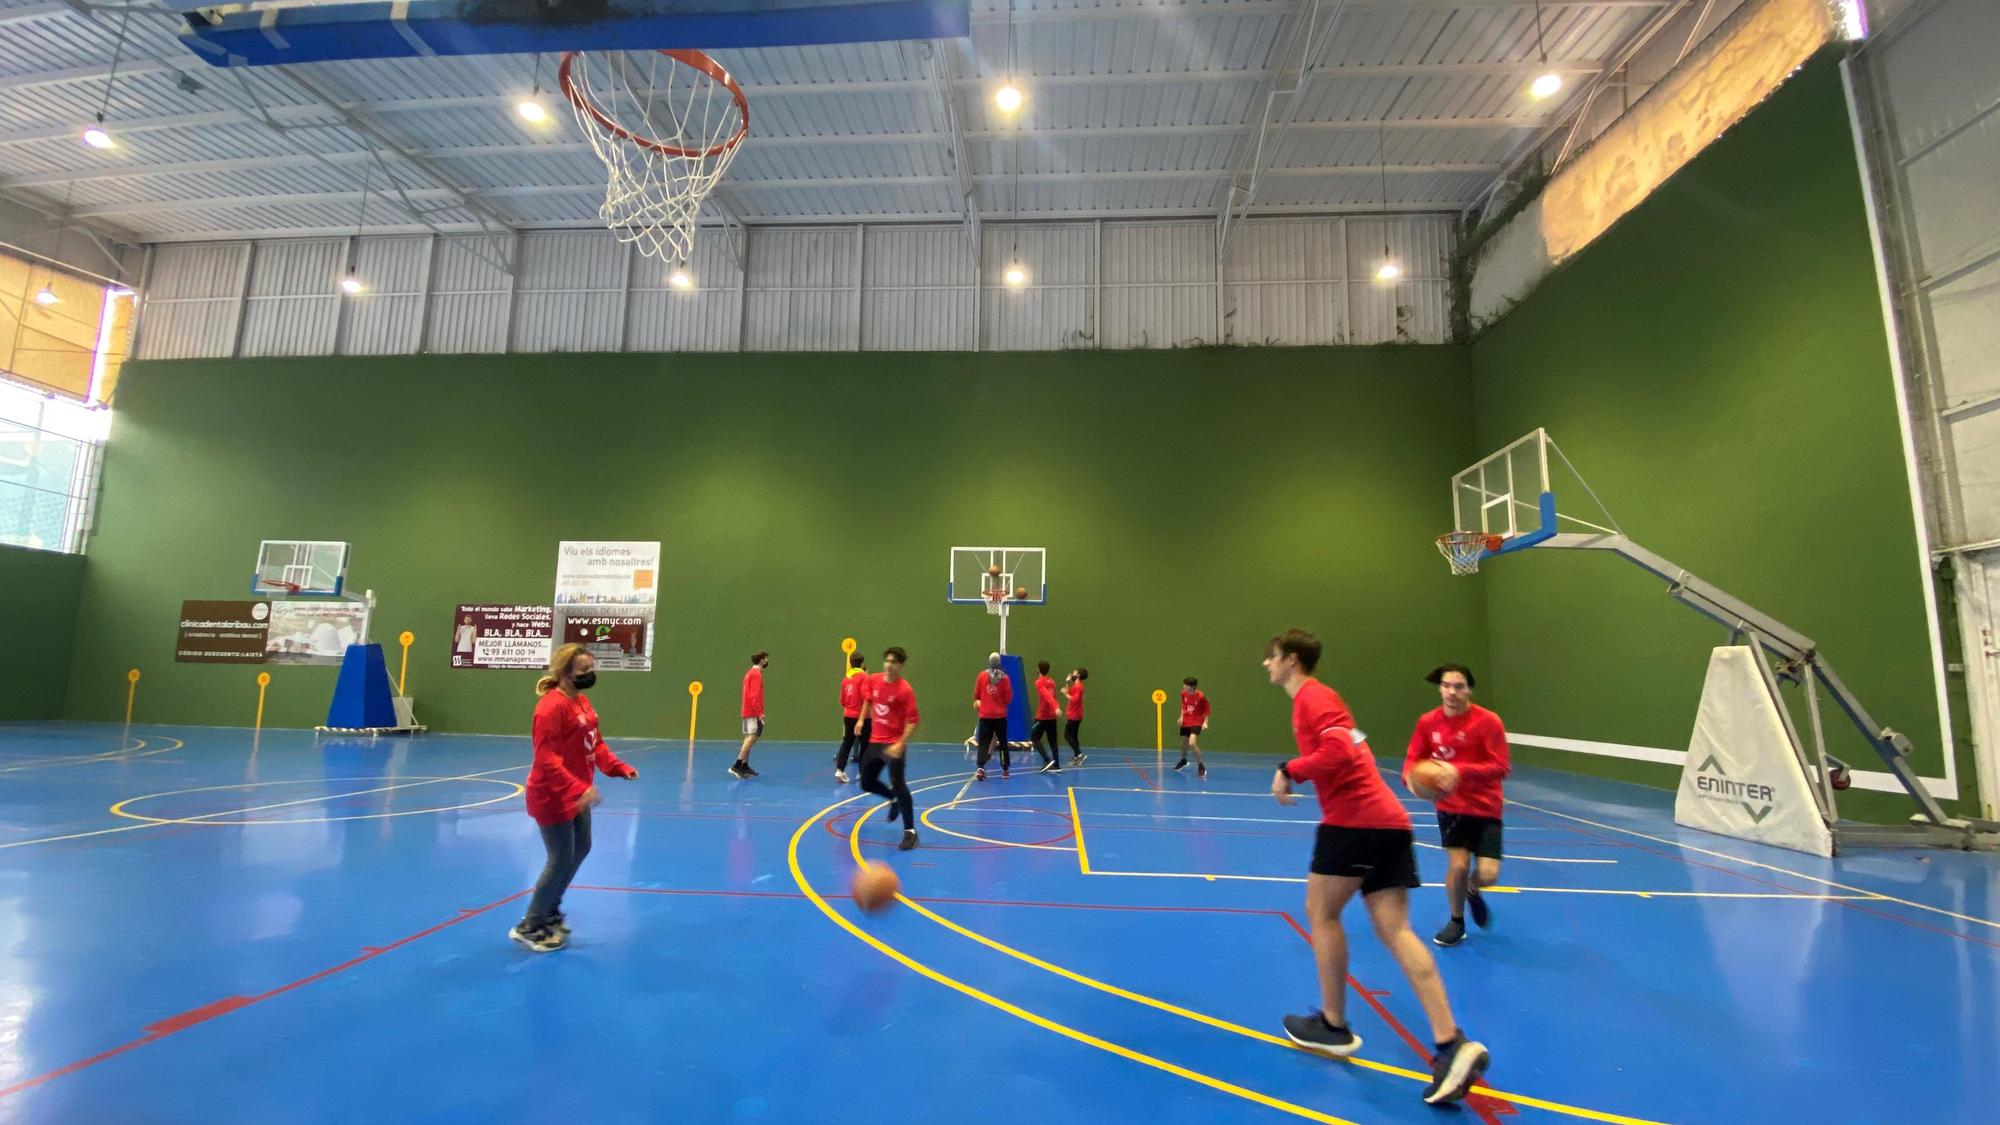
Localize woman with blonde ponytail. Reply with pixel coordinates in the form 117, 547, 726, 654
510, 643, 639, 952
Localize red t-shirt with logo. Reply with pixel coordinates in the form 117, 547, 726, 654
975, 669, 1013, 718
742, 666, 764, 718
1403, 704, 1510, 820
839, 672, 867, 719
1281, 679, 1409, 831
865, 674, 921, 744
1064, 679, 1085, 720
1034, 675, 1059, 720
1179, 690, 1210, 728
526, 690, 635, 826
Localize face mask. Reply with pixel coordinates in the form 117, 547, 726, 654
572, 671, 598, 691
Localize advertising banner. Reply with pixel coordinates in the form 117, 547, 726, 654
176, 600, 270, 663
451, 605, 555, 670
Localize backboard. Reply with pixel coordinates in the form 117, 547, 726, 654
1450, 429, 1616, 561
948, 546, 1046, 607
252, 539, 350, 597
175, 0, 973, 67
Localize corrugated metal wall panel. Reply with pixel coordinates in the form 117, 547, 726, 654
424, 234, 514, 354
626, 238, 742, 352
863, 225, 974, 349
239, 239, 342, 357
134, 217, 1457, 356
745, 227, 859, 350
340, 235, 431, 356
1102, 221, 1214, 348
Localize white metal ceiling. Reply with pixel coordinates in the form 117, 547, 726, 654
0, 0, 1673, 245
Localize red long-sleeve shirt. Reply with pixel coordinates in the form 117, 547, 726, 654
840, 672, 868, 718
742, 666, 765, 718
1403, 704, 1510, 819
1034, 675, 1059, 720
525, 690, 634, 826
1280, 679, 1409, 831
975, 669, 1013, 718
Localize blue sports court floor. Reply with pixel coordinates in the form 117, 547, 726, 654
0, 722, 1994, 1123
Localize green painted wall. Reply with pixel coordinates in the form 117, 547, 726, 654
66, 347, 1483, 751
0, 544, 83, 720
1467, 55, 1971, 820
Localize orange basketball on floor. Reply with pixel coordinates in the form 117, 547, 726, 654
851, 864, 900, 913
1408, 759, 1459, 801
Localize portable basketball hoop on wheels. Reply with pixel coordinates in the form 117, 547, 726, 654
1442, 429, 1998, 852
560, 48, 749, 267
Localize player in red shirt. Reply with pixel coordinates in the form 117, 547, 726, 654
730, 651, 768, 780
1265, 628, 1489, 1106
1059, 667, 1088, 765
511, 643, 639, 953
972, 651, 1014, 780
834, 651, 871, 783
1030, 660, 1063, 773
859, 646, 922, 851
1403, 663, 1511, 947
1172, 676, 1211, 778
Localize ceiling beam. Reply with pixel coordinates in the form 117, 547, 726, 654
915, 38, 981, 260
967, 0, 1670, 22
1216, 0, 1348, 265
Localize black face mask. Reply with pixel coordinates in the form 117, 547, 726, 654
572, 671, 598, 691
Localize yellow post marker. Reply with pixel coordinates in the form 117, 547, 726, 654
255, 671, 272, 732
840, 636, 857, 677
124, 668, 141, 729
688, 680, 704, 743
1151, 689, 1168, 754
397, 630, 415, 696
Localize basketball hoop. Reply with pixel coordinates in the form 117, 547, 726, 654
560, 49, 750, 266
265, 580, 301, 597
982, 587, 1010, 616
1436, 531, 1503, 576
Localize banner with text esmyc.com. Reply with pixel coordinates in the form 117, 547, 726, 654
553, 541, 658, 672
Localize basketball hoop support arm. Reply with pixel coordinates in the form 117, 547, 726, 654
1541, 532, 1998, 843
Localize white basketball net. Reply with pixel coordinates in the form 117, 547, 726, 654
561, 50, 748, 266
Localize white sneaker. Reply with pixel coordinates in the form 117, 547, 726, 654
508, 925, 561, 953
835, 768, 849, 783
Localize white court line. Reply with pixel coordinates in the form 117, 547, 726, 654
1049, 806, 1615, 863
1084, 869, 1881, 899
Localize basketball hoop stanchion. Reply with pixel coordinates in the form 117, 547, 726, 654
560, 49, 749, 267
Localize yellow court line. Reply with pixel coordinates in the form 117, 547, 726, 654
1505, 798, 2000, 932
787, 791, 1366, 1125
1069, 787, 1091, 875
804, 779, 1668, 1125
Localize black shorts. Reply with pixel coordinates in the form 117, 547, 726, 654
1309, 826, 1421, 895
1179, 725, 1202, 737
1436, 812, 1504, 860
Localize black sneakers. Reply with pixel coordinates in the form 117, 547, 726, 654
1282, 1011, 1363, 1057
1434, 918, 1466, 947
1468, 886, 1492, 929
508, 924, 563, 953
1422, 1035, 1490, 1105
1038, 759, 1061, 774
727, 761, 751, 780
898, 830, 919, 851
1172, 759, 1188, 771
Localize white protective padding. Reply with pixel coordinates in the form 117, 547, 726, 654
1674, 646, 1834, 858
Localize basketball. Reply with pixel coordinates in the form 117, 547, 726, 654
986, 563, 1002, 577
851, 864, 900, 913
1408, 759, 1459, 801
1013, 585, 1028, 599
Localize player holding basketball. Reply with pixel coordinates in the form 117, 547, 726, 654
1172, 676, 1210, 778
730, 651, 767, 780
1404, 663, 1511, 947
1060, 667, 1088, 765
1264, 629, 1489, 1105
834, 651, 870, 783
512, 643, 639, 953
1031, 660, 1063, 773
859, 646, 921, 851
973, 651, 1013, 780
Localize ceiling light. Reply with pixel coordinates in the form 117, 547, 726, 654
339, 269, 364, 295
994, 83, 1024, 113
1530, 71, 1563, 100
81, 125, 113, 150
1003, 264, 1028, 288
34, 286, 58, 306
516, 97, 548, 124
667, 267, 694, 290
1375, 260, 1402, 283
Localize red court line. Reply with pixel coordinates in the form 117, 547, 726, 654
0, 890, 528, 1103
1123, 756, 1160, 789
1278, 912, 1514, 1124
